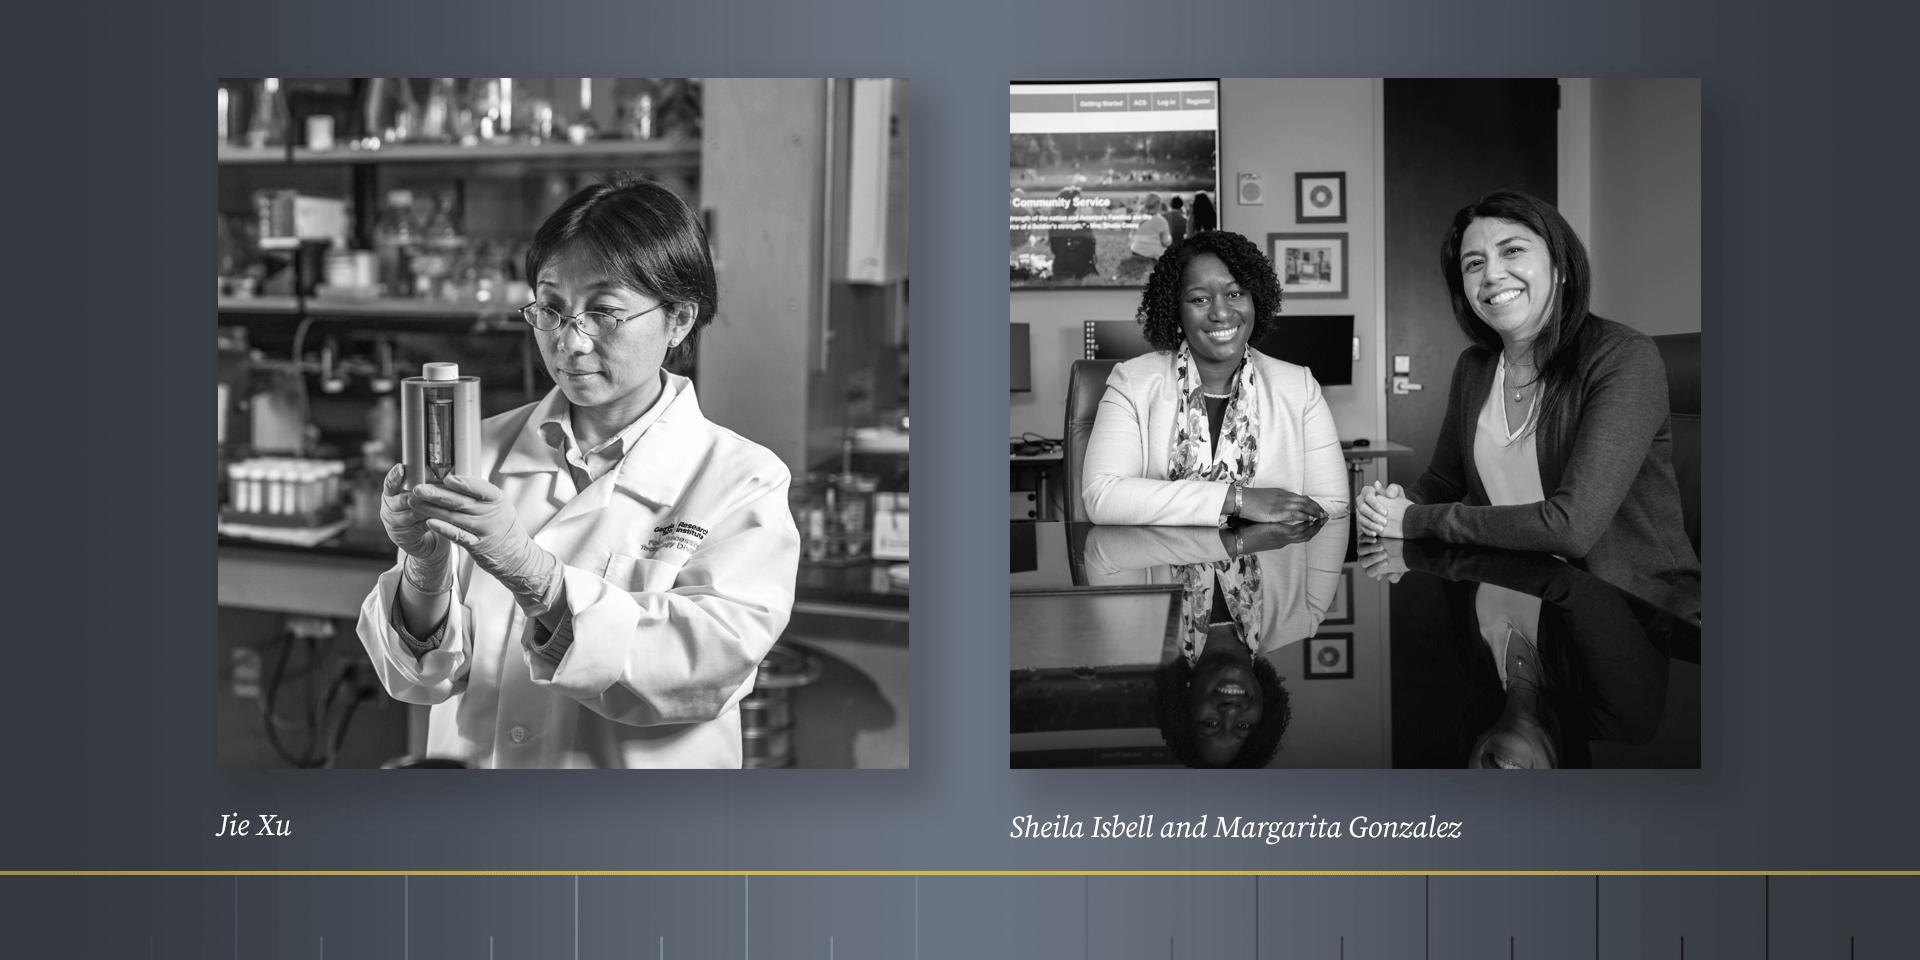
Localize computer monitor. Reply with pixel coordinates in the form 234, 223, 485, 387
1011, 322, 1032, 392
1085, 320, 1156, 360
1254, 314, 1354, 386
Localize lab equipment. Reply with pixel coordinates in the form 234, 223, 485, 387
871, 491, 909, 561
400, 362, 480, 488
827, 471, 878, 564
790, 475, 831, 564
740, 644, 822, 769
221, 457, 347, 527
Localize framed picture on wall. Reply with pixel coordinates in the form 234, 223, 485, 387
1269, 232, 1348, 299
1304, 633, 1354, 680
1295, 171, 1346, 223
1322, 568, 1354, 625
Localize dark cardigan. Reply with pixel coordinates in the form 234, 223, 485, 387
1404, 318, 1700, 623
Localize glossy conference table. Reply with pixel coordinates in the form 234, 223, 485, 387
1010, 519, 1699, 769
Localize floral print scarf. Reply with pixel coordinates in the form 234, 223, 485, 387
1168, 342, 1263, 659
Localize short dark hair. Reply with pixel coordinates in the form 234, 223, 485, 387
1135, 231, 1282, 353
1151, 655, 1290, 768
525, 176, 716, 366
1440, 189, 1596, 436
1170, 196, 1184, 210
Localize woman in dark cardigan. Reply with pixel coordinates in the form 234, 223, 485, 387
1357, 190, 1699, 623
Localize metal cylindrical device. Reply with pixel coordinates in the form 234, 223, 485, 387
400, 362, 482, 487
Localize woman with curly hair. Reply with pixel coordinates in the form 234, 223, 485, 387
1153, 638, 1291, 768
1081, 519, 1348, 768
1081, 230, 1348, 527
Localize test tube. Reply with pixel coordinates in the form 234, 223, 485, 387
299, 464, 316, 515
425, 393, 454, 482
401, 363, 482, 488
325, 461, 341, 509
240, 462, 259, 514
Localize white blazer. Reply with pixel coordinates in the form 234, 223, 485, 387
1082, 349, 1350, 526
356, 376, 799, 768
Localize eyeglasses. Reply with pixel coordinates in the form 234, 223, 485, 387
519, 302, 664, 338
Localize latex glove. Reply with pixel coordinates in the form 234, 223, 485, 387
1238, 486, 1329, 525
1357, 535, 1408, 584
1356, 481, 1409, 538
408, 475, 559, 609
380, 464, 451, 591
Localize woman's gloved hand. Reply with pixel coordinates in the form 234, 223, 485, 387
380, 464, 452, 592
410, 475, 560, 608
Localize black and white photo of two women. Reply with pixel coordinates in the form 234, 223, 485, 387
1011, 79, 1699, 769
218, 79, 908, 768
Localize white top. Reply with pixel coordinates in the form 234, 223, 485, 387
1476, 584, 1542, 691
1473, 353, 1547, 508
1129, 213, 1170, 259
1472, 354, 1547, 688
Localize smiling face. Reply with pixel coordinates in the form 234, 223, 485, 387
1458, 217, 1560, 350
1178, 252, 1255, 370
1187, 645, 1265, 767
534, 243, 694, 423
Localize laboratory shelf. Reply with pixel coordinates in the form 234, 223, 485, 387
216, 139, 700, 167
217, 294, 521, 322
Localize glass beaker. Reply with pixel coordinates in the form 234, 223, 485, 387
828, 472, 879, 564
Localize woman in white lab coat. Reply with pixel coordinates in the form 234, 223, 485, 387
357, 177, 800, 768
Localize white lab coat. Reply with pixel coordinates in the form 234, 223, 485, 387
356, 375, 799, 768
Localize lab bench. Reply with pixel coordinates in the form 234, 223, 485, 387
217, 527, 908, 767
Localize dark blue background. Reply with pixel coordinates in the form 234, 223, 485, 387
2, 0, 1915, 882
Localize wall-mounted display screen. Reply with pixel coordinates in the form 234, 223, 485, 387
1010, 80, 1220, 289
1256, 314, 1355, 386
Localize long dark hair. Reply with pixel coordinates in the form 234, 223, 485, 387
525, 176, 717, 367
1190, 192, 1217, 232
1440, 190, 1596, 438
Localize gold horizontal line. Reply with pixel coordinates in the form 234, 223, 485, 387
2, 870, 1917, 877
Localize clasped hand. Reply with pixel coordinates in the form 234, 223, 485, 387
1356, 535, 1409, 584
1355, 480, 1411, 538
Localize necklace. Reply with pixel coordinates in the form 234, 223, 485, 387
1506, 354, 1537, 402
1195, 353, 1246, 402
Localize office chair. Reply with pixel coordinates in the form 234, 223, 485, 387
1065, 321, 1177, 522
1653, 333, 1701, 557
1066, 322, 1163, 522
1063, 359, 1121, 523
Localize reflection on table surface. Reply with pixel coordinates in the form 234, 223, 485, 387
1009, 520, 1699, 769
